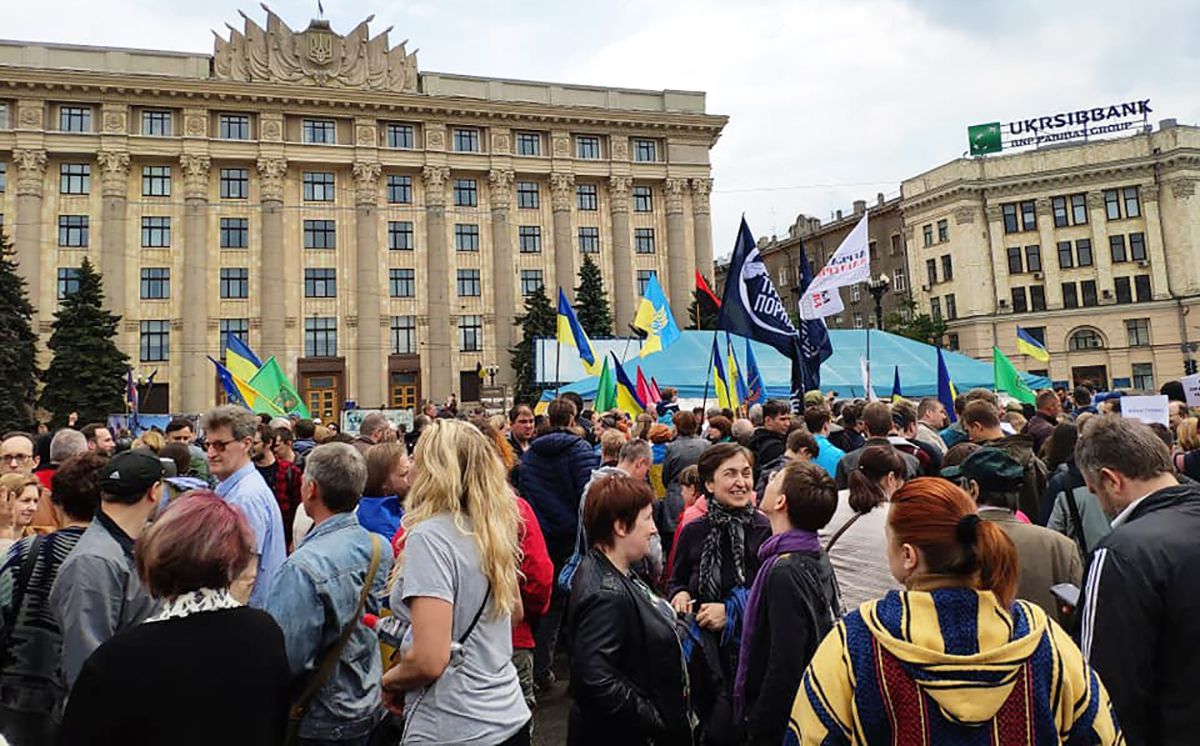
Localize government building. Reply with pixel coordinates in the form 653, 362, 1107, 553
902, 121, 1200, 391
0, 10, 727, 419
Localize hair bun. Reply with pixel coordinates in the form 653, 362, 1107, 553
956, 513, 980, 546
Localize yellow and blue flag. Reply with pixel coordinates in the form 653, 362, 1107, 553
726, 332, 746, 409
936, 347, 959, 423
891, 366, 903, 403
611, 353, 645, 416
711, 336, 733, 410
209, 356, 284, 416
634, 272, 681, 357
743, 339, 764, 405
1016, 326, 1050, 363
225, 333, 263, 382
557, 288, 601, 375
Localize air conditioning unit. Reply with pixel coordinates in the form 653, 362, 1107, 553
1137, 259, 1150, 268
1033, 272, 1044, 281
998, 298, 1009, 307
921, 284, 931, 292
1102, 289, 1113, 299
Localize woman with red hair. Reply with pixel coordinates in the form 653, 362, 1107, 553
788, 477, 1121, 745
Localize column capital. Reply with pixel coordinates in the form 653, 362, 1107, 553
1171, 178, 1196, 200
97, 151, 131, 197
690, 177, 713, 214
488, 168, 515, 208
179, 154, 211, 199
550, 172, 575, 211
609, 175, 633, 213
1035, 197, 1053, 217
665, 177, 688, 214
256, 157, 288, 202
422, 165, 450, 207
1141, 183, 1160, 204
352, 161, 381, 206
984, 204, 1002, 222
1086, 191, 1105, 209
11, 149, 46, 197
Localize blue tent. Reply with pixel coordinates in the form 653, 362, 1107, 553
553, 330, 1050, 401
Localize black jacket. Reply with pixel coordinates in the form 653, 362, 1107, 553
1079, 483, 1200, 746
567, 550, 692, 746
747, 428, 786, 481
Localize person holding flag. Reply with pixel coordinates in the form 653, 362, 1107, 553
633, 273, 681, 357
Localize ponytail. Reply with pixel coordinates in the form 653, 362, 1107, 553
846, 468, 885, 514
847, 445, 905, 514
973, 518, 1018, 608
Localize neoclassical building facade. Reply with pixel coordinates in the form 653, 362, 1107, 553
0, 10, 727, 418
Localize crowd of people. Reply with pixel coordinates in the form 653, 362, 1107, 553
0, 377, 1196, 744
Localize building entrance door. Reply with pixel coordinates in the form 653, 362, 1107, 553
390, 372, 418, 409
1071, 365, 1109, 392
303, 375, 339, 422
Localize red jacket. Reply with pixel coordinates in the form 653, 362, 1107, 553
514, 496, 552, 650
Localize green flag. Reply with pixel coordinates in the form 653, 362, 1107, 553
968, 122, 1003, 156
993, 347, 1036, 405
593, 356, 616, 413
249, 356, 311, 418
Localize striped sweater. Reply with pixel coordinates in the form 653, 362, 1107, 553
788, 585, 1122, 745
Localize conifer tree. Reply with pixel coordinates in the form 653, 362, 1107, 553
509, 285, 556, 405
687, 288, 720, 330
573, 254, 613, 337
39, 258, 129, 426
0, 231, 40, 431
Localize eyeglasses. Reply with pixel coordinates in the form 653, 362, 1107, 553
2, 454, 31, 464
205, 438, 244, 453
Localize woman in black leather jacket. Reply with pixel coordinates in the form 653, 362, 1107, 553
567, 474, 692, 746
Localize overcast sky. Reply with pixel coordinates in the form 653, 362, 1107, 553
8, 0, 1198, 260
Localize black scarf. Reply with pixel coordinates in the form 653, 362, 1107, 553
697, 498, 756, 602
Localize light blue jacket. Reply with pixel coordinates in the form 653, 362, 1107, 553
265, 512, 392, 740
813, 433, 846, 478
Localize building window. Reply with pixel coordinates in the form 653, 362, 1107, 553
0, 104, 6, 129
1021, 245, 1040, 273
1114, 277, 1132, 304
140, 320, 169, 362
58, 215, 89, 247
60, 164, 90, 195
388, 221, 414, 251
142, 166, 171, 197
923, 224, 933, 247
1131, 362, 1154, 390
850, 283, 861, 303
632, 138, 658, 162
930, 298, 942, 320
892, 268, 906, 292
459, 315, 482, 352
636, 270, 654, 296
1011, 287, 1028, 313
947, 333, 960, 350
632, 186, 653, 213
1069, 328, 1103, 351
516, 181, 540, 209
453, 179, 478, 207
1071, 193, 1088, 225
577, 184, 598, 211
576, 135, 601, 160
57, 267, 81, 299
1006, 247, 1023, 275
220, 268, 249, 299
1001, 204, 1018, 234
1129, 232, 1147, 262
578, 226, 600, 254
1057, 241, 1074, 269
890, 234, 902, 256
385, 123, 414, 149
218, 114, 251, 140
219, 168, 248, 199
303, 172, 335, 202
390, 316, 416, 355
941, 255, 953, 282
389, 268, 415, 298
634, 228, 655, 254
220, 218, 248, 249
1062, 282, 1078, 309
1126, 318, 1151, 347
141, 217, 171, 248
1080, 279, 1098, 307
518, 226, 542, 254
142, 110, 172, 136
453, 128, 481, 152
303, 220, 336, 249
1104, 189, 1121, 220
1051, 196, 1068, 227
869, 241, 878, 261
0, 163, 6, 192
457, 269, 481, 297
520, 270, 544, 296
1124, 186, 1141, 218
304, 317, 337, 357
219, 319, 249, 359
386, 175, 412, 204
1110, 235, 1127, 263
1030, 285, 1046, 311
1135, 274, 1152, 302
454, 224, 480, 252
1021, 200, 1037, 231
515, 132, 541, 156
852, 312, 864, 329
937, 219, 948, 242
139, 268, 170, 299
944, 294, 957, 320
60, 106, 91, 133
302, 119, 336, 144
925, 259, 937, 286
1076, 238, 1093, 267
303, 268, 337, 298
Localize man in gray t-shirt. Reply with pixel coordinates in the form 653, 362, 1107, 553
389, 514, 530, 744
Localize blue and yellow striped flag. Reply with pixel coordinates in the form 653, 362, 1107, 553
556, 288, 601, 375
711, 336, 733, 410
225, 333, 263, 382
726, 332, 745, 410
611, 353, 645, 416
1016, 326, 1050, 363
633, 272, 681, 357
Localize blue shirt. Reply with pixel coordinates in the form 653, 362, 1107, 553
216, 461, 286, 609
813, 434, 845, 478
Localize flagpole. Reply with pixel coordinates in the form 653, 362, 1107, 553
865, 326, 871, 396
554, 339, 561, 398
700, 329, 718, 415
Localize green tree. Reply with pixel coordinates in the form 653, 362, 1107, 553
884, 298, 948, 346
509, 285, 556, 405
573, 254, 613, 337
0, 231, 40, 430
39, 257, 129, 426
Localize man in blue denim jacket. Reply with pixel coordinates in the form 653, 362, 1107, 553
265, 442, 392, 745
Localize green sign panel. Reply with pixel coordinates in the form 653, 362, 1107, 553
968, 122, 1003, 155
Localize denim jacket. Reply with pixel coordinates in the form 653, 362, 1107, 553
264, 512, 393, 740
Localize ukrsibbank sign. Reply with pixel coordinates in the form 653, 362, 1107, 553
968, 99, 1152, 156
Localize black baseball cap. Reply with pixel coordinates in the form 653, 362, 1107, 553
940, 447, 1024, 494
100, 448, 164, 497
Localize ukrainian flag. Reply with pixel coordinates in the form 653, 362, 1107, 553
936, 347, 959, 423
225, 333, 263, 382
633, 272, 681, 357
209, 357, 284, 416
711, 336, 733, 409
611, 353, 645, 416
557, 288, 601, 375
1016, 326, 1050, 363
726, 332, 745, 410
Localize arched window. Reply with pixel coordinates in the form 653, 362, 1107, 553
1069, 328, 1105, 351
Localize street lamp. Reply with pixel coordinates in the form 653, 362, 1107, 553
867, 273, 891, 331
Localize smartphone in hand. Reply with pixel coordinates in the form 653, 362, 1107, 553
1050, 583, 1080, 609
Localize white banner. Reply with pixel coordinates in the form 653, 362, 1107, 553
1182, 373, 1200, 408
1120, 395, 1169, 426
799, 213, 872, 320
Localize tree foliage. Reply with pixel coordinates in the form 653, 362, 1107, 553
573, 254, 613, 337
0, 231, 40, 431
884, 298, 949, 346
509, 286, 556, 405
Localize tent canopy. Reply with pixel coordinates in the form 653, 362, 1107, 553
552, 330, 1050, 401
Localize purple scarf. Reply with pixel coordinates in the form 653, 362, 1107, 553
731, 528, 821, 719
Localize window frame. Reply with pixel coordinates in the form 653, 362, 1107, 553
515, 132, 541, 157
515, 181, 540, 210
141, 166, 172, 197
936, 218, 948, 242
632, 185, 653, 213
941, 254, 953, 282
140, 320, 170, 362
578, 226, 600, 254
1110, 235, 1127, 263
1114, 276, 1132, 305
219, 319, 250, 359
1025, 245, 1042, 273
634, 227, 655, 254
636, 270, 654, 296
304, 317, 338, 358
452, 128, 481, 153
1069, 329, 1104, 351
388, 221, 414, 251
58, 215, 89, 247
632, 138, 658, 163
520, 270, 544, 297
220, 217, 249, 249
218, 114, 251, 141
384, 123, 415, 149
1007, 247, 1023, 275
1001, 204, 1019, 234
302, 219, 337, 250
302, 172, 336, 202
59, 163, 90, 195
1129, 232, 1147, 262
389, 268, 415, 298
1076, 238, 1093, 267
141, 109, 172, 137
1104, 189, 1121, 220
1062, 282, 1078, 309
518, 225, 542, 254
301, 119, 336, 145
1080, 279, 1098, 307
926, 258, 937, 286
1029, 285, 1047, 312
456, 269, 482, 297
1011, 287, 1028, 313
1131, 362, 1154, 391
139, 268, 171, 300
57, 267, 81, 299
59, 106, 91, 133
454, 223, 480, 252
1134, 274, 1152, 303
944, 293, 957, 320
390, 315, 417, 355
140, 216, 171, 248
575, 135, 601, 160
303, 267, 337, 298
576, 184, 598, 211
453, 179, 478, 207
1123, 187, 1141, 219
1126, 318, 1151, 347
219, 168, 249, 200
219, 267, 249, 299
458, 314, 483, 352
386, 175, 413, 204
1057, 241, 1074, 269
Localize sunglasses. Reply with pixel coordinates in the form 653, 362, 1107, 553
205, 438, 246, 453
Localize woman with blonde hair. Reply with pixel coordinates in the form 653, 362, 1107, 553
0, 474, 42, 553
382, 419, 530, 745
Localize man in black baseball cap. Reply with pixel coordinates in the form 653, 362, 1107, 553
942, 447, 1081, 623
50, 449, 164, 689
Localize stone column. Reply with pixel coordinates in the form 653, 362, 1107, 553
257, 158, 288, 363
11, 149, 46, 303
422, 166, 452, 401
550, 172, 575, 300
691, 178, 714, 286
608, 176, 635, 328
488, 169, 515, 386
664, 177, 692, 327
353, 162, 384, 407
179, 155, 211, 413
96, 152, 131, 315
